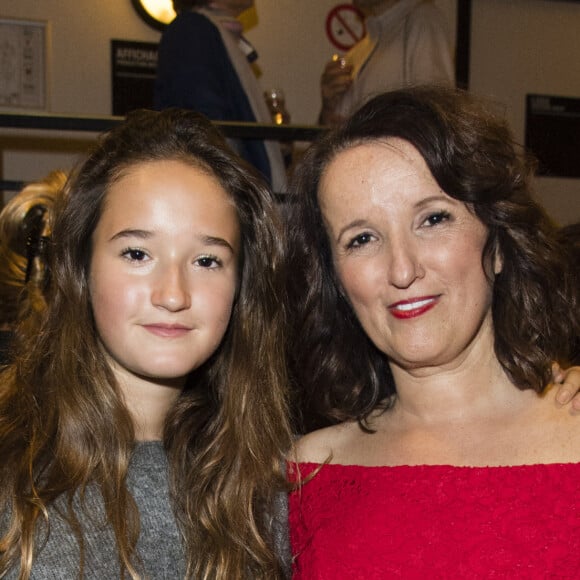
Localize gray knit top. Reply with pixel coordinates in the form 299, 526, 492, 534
4, 441, 186, 579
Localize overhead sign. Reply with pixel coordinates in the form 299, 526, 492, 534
111, 39, 158, 116
325, 4, 366, 52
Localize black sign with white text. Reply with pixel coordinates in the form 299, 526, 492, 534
111, 39, 158, 116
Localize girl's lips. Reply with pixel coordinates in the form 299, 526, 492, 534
388, 296, 439, 320
143, 324, 191, 338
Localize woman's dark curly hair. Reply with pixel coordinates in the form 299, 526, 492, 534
286, 85, 579, 433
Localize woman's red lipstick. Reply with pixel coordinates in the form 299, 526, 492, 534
388, 296, 439, 319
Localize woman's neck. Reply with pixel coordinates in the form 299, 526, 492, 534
392, 365, 527, 428
387, 332, 524, 428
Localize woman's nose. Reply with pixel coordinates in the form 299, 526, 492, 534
387, 238, 425, 289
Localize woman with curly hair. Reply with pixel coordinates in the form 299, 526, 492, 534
287, 86, 580, 577
0, 108, 292, 579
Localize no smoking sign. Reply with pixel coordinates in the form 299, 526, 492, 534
325, 4, 366, 52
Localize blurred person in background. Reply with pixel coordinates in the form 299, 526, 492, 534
154, 0, 287, 192
319, 0, 454, 126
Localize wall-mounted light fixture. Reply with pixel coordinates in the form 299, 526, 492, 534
131, 0, 176, 32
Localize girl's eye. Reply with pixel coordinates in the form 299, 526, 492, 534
347, 232, 374, 249
196, 255, 221, 269
423, 211, 451, 227
122, 248, 149, 261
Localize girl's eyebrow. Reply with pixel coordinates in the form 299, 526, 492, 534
109, 228, 152, 242
204, 235, 236, 254
109, 229, 236, 254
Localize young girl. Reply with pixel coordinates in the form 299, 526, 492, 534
0, 108, 292, 578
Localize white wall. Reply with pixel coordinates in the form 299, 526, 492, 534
0, 0, 455, 121
246, 0, 456, 124
0, 0, 161, 187
0, 0, 577, 224
470, 0, 580, 224
0, 0, 455, 193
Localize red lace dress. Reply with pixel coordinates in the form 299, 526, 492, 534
289, 462, 580, 579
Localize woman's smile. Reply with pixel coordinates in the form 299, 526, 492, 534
388, 295, 440, 319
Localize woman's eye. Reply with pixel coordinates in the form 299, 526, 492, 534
196, 256, 221, 269
423, 211, 451, 227
347, 232, 373, 249
122, 248, 148, 261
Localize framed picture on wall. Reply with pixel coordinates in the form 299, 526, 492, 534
0, 18, 48, 110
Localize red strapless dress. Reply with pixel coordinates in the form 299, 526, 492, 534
289, 462, 580, 579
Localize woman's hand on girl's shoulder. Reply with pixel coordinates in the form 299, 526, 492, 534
553, 364, 580, 410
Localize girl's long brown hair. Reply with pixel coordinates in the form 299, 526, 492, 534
0, 109, 292, 579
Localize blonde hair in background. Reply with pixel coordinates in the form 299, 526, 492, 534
0, 170, 67, 329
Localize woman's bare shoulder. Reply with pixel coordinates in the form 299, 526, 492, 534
292, 421, 358, 464
523, 385, 580, 463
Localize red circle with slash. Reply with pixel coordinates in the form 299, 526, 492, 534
325, 4, 366, 51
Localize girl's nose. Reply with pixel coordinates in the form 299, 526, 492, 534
151, 265, 191, 311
